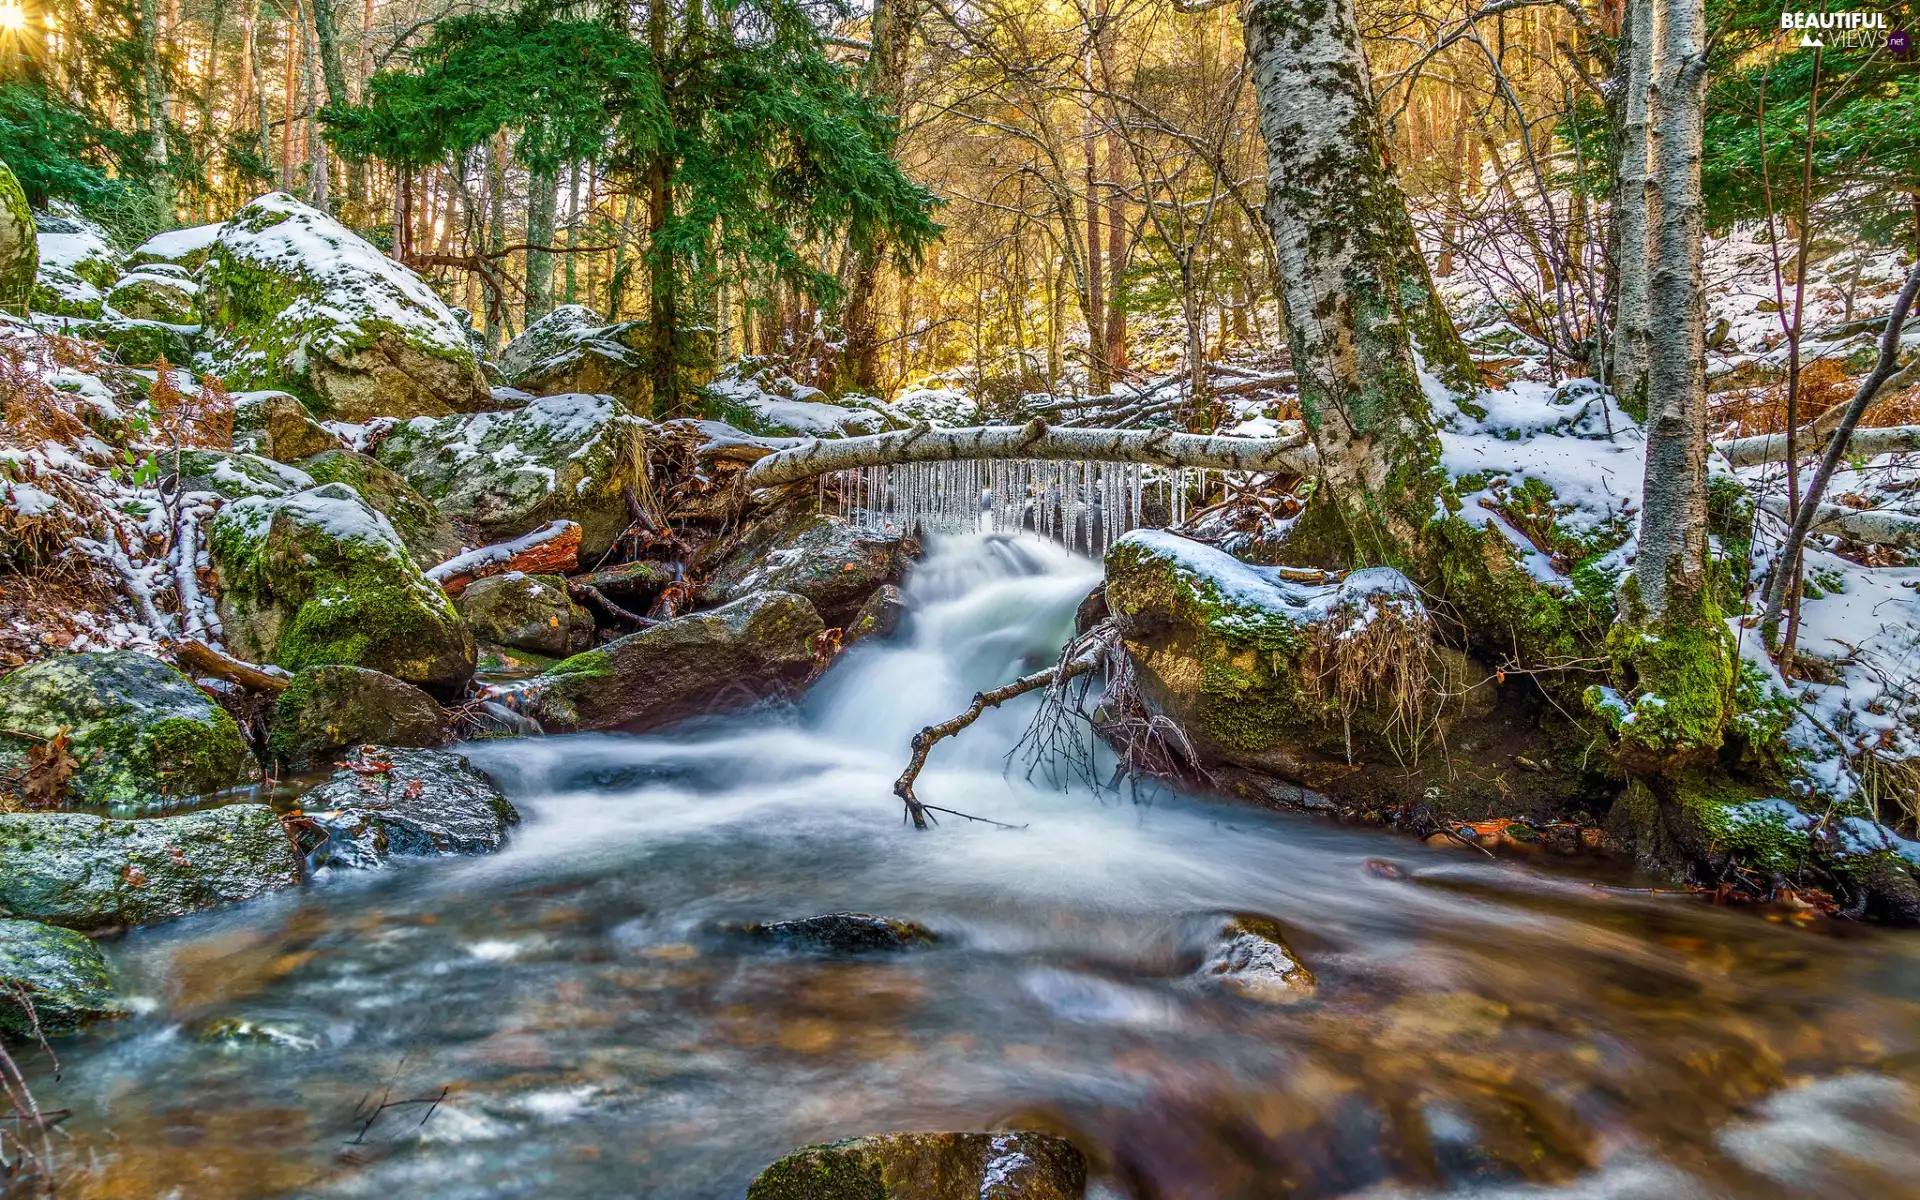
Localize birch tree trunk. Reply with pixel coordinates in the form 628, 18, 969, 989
138, 0, 174, 223
1607, 0, 1654, 416
1244, 0, 1474, 564
525, 167, 558, 324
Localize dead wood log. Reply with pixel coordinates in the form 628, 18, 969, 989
1758, 495, 1920, 549
742, 418, 1318, 489
1716, 424, 1920, 468
172, 639, 293, 694
425, 521, 582, 597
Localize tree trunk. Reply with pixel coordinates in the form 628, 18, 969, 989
1084, 79, 1108, 394
1607, 0, 1654, 416
484, 134, 507, 354
308, 0, 353, 211
525, 166, 558, 325
1244, 0, 1474, 565
138, 0, 174, 222
838, 0, 917, 393
1097, 0, 1128, 376
280, 16, 300, 191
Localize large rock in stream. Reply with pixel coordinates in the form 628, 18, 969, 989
747, 1131, 1088, 1200
0, 804, 303, 931
373, 392, 651, 560
268, 665, 452, 771
700, 512, 907, 627
295, 748, 518, 869
1104, 530, 1435, 786
198, 192, 490, 421
0, 919, 124, 1037
208, 483, 475, 694
0, 651, 253, 810
526, 591, 823, 733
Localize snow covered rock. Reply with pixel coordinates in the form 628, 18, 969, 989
698, 512, 905, 626
105, 269, 199, 324
293, 448, 463, 570
524, 591, 823, 733
0, 651, 253, 811
705, 360, 889, 437
1105, 530, 1434, 783
0, 804, 303, 931
31, 208, 119, 319
372, 392, 650, 560
746, 1131, 1087, 1200
294, 747, 518, 870
199, 193, 489, 421
0, 161, 35, 317
456, 572, 593, 658
268, 664, 452, 770
498, 305, 652, 412
0, 919, 124, 1037
208, 482, 475, 694
168, 449, 317, 500
128, 221, 224, 272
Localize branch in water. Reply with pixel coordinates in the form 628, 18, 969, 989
894, 651, 1103, 830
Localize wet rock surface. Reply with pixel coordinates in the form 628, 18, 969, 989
456, 572, 594, 657
747, 912, 937, 953
527, 591, 823, 733
269, 665, 452, 770
0, 919, 124, 1037
747, 1131, 1087, 1199
0, 650, 252, 810
700, 513, 905, 627
846, 584, 906, 644
0, 804, 303, 931
296, 748, 519, 869
1196, 912, 1316, 1002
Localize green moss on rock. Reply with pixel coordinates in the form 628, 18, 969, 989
106, 271, 199, 324
232, 391, 340, 463
294, 448, 462, 569
268, 665, 452, 770
208, 483, 475, 694
0, 160, 36, 317
0, 651, 252, 811
0, 919, 124, 1037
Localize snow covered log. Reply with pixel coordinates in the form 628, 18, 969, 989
739, 419, 1318, 490
1717, 425, 1920, 468
425, 520, 582, 597
1759, 496, 1920, 548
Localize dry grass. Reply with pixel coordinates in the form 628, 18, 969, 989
1711, 357, 1920, 438
1303, 588, 1436, 763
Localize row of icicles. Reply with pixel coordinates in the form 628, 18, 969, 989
819, 459, 1212, 556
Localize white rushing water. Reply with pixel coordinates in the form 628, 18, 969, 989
31, 533, 1920, 1200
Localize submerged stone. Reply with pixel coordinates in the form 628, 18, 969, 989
747, 1131, 1087, 1200
0, 651, 252, 810
208, 482, 475, 694
1196, 912, 1316, 1003
747, 912, 936, 953
295, 748, 519, 869
526, 591, 822, 733
0, 919, 124, 1037
269, 665, 452, 770
199, 192, 489, 421
0, 804, 303, 931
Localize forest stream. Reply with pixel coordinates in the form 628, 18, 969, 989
29, 534, 1920, 1199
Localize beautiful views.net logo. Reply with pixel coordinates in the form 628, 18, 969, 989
1779, 10, 1892, 48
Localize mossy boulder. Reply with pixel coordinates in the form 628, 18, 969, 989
82, 313, 198, 367
0, 651, 252, 811
232, 390, 341, 463
527, 591, 823, 733
705, 360, 887, 437
456, 572, 593, 657
293, 748, 518, 870
127, 222, 225, 272
700, 513, 906, 627
1105, 530, 1433, 785
199, 192, 489, 422
0, 804, 303, 931
208, 483, 475, 694
106, 270, 200, 324
847, 583, 906, 645
268, 665, 452, 771
0, 161, 36, 317
747, 1131, 1087, 1200
167, 449, 317, 500
498, 304, 652, 413
31, 209, 119, 319
294, 448, 463, 569
0, 919, 124, 1037
372, 392, 650, 560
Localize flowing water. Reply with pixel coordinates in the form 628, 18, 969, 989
29, 534, 1920, 1199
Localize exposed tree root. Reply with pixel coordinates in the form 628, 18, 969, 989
894, 646, 1103, 830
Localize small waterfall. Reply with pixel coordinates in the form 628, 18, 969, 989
826, 459, 1206, 555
